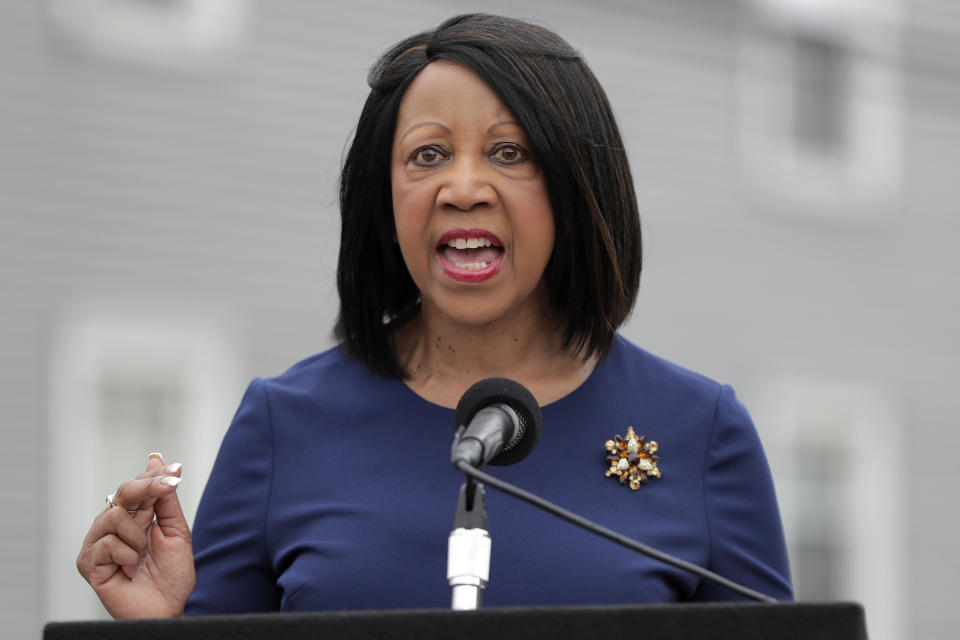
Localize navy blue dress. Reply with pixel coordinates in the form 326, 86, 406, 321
185, 335, 792, 614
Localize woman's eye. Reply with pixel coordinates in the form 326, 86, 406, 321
411, 146, 447, 166
491, 144, 527, 165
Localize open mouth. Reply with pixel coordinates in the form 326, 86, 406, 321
436, 229, 505, 282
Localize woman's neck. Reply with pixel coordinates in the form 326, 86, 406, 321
393, 297, 598, 409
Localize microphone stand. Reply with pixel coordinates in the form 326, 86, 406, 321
447, 477, 490, 610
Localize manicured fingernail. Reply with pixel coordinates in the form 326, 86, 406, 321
160, 476, 182, 487
149, 452, 164, 462
164, 463, 182, 473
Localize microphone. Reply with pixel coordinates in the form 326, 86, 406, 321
448, 377, 541, 610
451, 377, 542, 468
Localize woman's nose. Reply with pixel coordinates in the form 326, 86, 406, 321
436, 157, 498, 212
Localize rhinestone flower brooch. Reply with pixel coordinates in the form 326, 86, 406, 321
604, 426, 661, 490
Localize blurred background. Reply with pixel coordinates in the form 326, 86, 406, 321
1, 0, 957, 638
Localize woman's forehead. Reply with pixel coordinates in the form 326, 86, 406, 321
394, 61, 517, 137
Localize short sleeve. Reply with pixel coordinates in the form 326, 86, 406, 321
693, 385, 793, 601
185, 378, 281, 614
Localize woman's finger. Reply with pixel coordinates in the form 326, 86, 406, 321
84, 534, 142, 580
152, 476, 189, 538
111, 475, 183, 514
105, 506, 148, 551
146, 451, 164, 471
133, 462, 183, 482
82, 506, 146, 552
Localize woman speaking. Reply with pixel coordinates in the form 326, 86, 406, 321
77, 13, 792, 617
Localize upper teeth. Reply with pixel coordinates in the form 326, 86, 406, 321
447, 237, 494, 249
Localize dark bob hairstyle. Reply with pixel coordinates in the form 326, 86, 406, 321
335, 13, 642, 378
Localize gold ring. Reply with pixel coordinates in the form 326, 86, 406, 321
105, 493, 138, 517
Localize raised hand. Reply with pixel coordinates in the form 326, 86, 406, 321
77, 453, 196, 618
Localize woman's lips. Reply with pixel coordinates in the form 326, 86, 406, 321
436, 251, 504, 283
436, 229, 504, 283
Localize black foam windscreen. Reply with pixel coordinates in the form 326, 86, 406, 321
454, 378, 542, 466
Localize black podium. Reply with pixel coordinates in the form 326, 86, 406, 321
44, 602, 867, 640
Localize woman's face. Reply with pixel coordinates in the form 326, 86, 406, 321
391, 61, 555, 329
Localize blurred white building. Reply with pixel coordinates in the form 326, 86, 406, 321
1, 1, 957, 638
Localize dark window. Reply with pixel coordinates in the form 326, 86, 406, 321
792, 34, 848, 151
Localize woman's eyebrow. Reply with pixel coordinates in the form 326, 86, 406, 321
398, 121, 450, 144
488, 120, 522, 132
